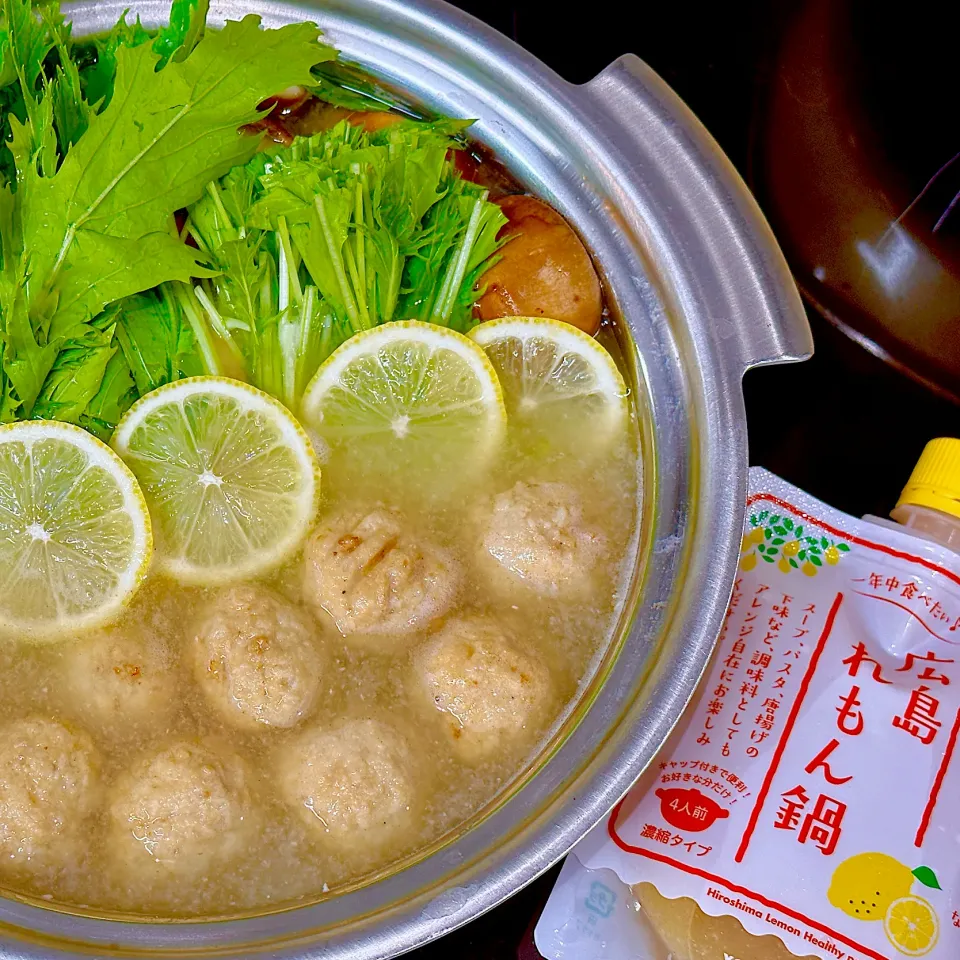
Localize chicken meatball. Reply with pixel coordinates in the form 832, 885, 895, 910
108, 742, 250, 876
476, 195, 602, 335
303, 508, 459, 637
413, 617, 551, 763
480, 481, 605, 595
192, 585, 323, 731
276, 718, 416, 852
61, 626, 173, 730
0, 718, 98, 866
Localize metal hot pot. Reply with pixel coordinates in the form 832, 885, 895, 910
0, 1, 812, 955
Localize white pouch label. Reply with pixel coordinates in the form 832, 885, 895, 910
575, 469, 960, 960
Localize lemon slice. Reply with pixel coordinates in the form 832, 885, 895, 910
884, 897, 939, 957
470, 317, 628, 450
112, 377, 319, 585
301, 322, 506, 488
0, 421, 151, 637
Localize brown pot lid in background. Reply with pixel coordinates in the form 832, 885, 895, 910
753, 0, 960, 401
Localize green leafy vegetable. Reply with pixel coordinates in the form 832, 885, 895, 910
0, 0, 503, 433
74, 0, 212, 112
0, 0, 335, 428
310, 58, 419, 116
74, 13, 151, 110
24, 16, 329, 332
182, 118, 506, 408
82, 347, 135, 436
115, 286, 204, 396
398, 171, 506, 328
43, 10, 92, 154
0, 0, 58, 178
32, 305, 119, 423
152, 0, 210, 68
63, 280, 204, 438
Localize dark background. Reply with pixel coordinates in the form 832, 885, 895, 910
413, 1, 960, 955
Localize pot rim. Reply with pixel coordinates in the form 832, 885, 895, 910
0, 1, 812, 956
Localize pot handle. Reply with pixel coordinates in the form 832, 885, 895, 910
580, 55, 813, 376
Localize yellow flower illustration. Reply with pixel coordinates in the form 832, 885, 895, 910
739, 510, 850, 575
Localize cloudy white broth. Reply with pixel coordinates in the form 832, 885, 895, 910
0, 0, 641, 918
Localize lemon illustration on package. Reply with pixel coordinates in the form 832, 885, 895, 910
739, 510, 850, 575
828, 853, 941, 956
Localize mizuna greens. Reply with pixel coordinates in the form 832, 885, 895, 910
0, 0, 333, 433
0, 0, 507, 435
177, 120, 506, 408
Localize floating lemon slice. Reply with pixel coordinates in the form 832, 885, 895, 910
884, 897, 939, 957
112, 377, 318, 585
0, 421, 151, 637
301, 321, 506, 473
470, 317, 628, 450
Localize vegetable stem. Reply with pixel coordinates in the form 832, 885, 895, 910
431, 191, 487, 325
313, 193, 360, 331
384, 256, 401, 324
173, 283, 222, 377
260, 269, 274, 318
278, 311, 298, 410
192, 284, 246, 371
206, 181, 237, 241
277, 241, 289, 316
296, 284, 317, 395
342, 239, 366, 329
351, 165, 369, 327
276, 216, 302, 309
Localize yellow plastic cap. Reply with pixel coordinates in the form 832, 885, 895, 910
896, 438, 960, 520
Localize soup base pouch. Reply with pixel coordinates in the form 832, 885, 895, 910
540, 467, 960, 960
533, 854, 669, 960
